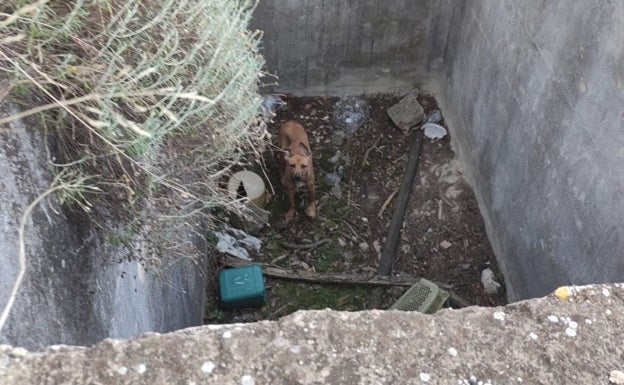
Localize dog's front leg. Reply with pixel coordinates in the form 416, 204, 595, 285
305, 180, 316, 219
285, 186, 297, 221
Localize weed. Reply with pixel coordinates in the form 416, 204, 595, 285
0, 0, 267, 268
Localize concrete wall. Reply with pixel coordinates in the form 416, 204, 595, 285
438, 1, 624, 300
252, 0, 624, 300
0, 107, 207, 350
252, 0, 452, 95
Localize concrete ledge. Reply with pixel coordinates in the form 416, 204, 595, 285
2, 283, 623, 384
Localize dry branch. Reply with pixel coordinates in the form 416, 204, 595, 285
221, 255, 471, 308
281, 239, 330, 250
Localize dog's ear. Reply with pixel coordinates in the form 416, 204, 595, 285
283, 149, 292, 160
298, 142, 311, 157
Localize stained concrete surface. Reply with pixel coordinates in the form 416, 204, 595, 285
253, 0, 624, 301
2, 284, 623, 385
0, 107, 207, 350
251, 0, 449, 95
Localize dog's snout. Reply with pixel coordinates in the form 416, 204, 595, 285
294, 173, 301, 181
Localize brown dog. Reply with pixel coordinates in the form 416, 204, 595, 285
278, 120, 316, 221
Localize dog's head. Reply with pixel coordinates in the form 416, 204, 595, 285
284, 143, 312, 182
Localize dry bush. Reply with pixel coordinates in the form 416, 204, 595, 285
0, 0, 267, 266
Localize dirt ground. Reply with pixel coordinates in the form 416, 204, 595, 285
205, 92, 507, 323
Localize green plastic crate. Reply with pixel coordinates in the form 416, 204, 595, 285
390, 278, 449, 314
219, 265, 266, 309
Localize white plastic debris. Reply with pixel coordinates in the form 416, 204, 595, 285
481, 268, 501, 295
324, 165, 344, 186
332, 98, 369, 135
422, 123, 448, 139
261, 94, 286, 116
425, 109, 443, 124
214, 227, 262, 261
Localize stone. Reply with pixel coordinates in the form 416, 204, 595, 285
230, 204, 269, 235
481, 268, 502, 295
439, 240, 452, 249
329, 185, 343, 199
387, 93, 425, 135
610, 370, 624, 385
331, 131, 345, 146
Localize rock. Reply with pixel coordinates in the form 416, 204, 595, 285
387, 93, 425, 135
373, 240, 382, 254
324, 167, 343, 186
481, 268, 502, 295
329, 185, 343, 199
230, 204, 270, 235
610, 370, 624, 384
439, 240, 452, 249
328, 150, 342, 163
332, 131, 345, 146
358, 242, 369, 252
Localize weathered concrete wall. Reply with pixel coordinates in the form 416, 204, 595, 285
0, 108, 207, 350
252, 1, 624, 301
1, 284, 623, 385
251, 0, 452, 95
436, 1, 624, 300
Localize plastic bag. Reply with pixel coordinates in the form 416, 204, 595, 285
332, 98, 369, 135
425, 109, 443, 124
261, 94, 286, 116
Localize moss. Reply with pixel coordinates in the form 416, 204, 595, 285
267, 282, 371, 315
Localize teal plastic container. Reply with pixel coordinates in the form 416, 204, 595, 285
219, 265, 266, 309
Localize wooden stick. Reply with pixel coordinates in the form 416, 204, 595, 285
223, 256, 415, 287
221, 256, 473, 308
377, 189, 399, 218
362, 136, 381, 166
281, 239, 330, 250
